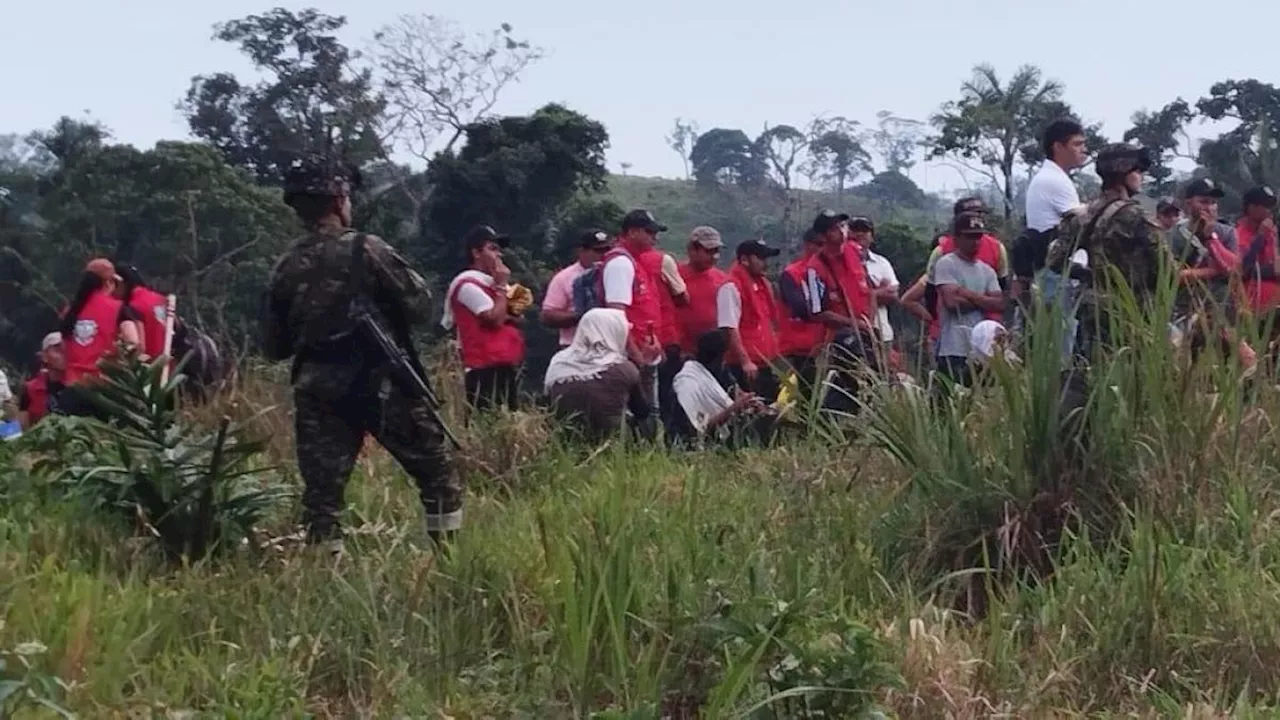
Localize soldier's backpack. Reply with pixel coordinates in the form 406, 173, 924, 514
172, 321, 230, 403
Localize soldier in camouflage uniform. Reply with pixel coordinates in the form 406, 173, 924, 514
1044, 143, 1171, 358
263, 156, 462, 553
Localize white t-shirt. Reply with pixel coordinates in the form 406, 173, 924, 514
455, 279, 496, 315
1025, 161, 1081, 232
863, 251, 900, 342
716, 283, 742, 329
0, 370, 11, 404
601, 254, 635, 306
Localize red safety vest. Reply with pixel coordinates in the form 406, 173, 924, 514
728, 262, 779, 364
129, 286, 169, 359
776, 259, 826, 357
677, 263, 730, 353
805, 244, 872, 342
448, 277, 526, 370
932, 234, 1005, 331
603, 242, 662, 346
63, 290, 123, 384
23, 373, 50, 426
1238, 219, 1280, 312
637, 250, 680, 348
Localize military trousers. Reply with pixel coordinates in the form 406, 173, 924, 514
294, 378, 463, 543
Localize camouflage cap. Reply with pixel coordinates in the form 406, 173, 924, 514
1094, 143, 1152, 177
689, 226, 724, 250
282, 155, 360, 197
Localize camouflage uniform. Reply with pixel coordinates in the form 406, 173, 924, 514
263, 156, 462, 544
1166, 216, 1238, 334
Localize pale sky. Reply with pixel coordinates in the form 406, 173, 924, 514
8, 0, 1276, 194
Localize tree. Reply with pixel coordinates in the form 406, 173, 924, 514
929, 64, 1074, 219
666, 118, 700, 180
182, 8, 386, 183
806, 117, 873, 198
420, 103, 611, 277
1123, 99, 1196, 194
1195, 79, 1280, 206
690, 128, 766, 188
755, 124, 808, 192
870, 111, 925, 174
857, 171, 929, 212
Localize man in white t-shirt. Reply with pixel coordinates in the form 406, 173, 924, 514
541, 229, 614, 347
1014, 120, 1088, 289
846, 216, 901, 343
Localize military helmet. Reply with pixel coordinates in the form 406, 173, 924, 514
282, 154, 361, 198
1094, 143, 1152, 177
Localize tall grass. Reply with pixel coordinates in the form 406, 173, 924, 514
6, 286, 1280, 715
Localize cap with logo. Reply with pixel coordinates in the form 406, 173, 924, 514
848, 216, 875, 232
812, 209, 850, 234
952, 197, 988, 216
85, 257, 122, 283
736, 239, 782, 259
1183, 177, 1226, 199
621, 209, 668, 233
689, 226, 724, 250
464, 224, 510, 251
954, 212, 987, 236
1243, 185, 1278, 209
1156, 198, 1180, 215
578, 229, 613, 250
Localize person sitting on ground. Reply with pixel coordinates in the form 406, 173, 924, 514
544, 308, 652, 443
18, 332, 67, 428
969, 319, 1020, 371
671, 329, 775, 447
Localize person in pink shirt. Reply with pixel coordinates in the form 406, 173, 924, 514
541, 229, 616, 347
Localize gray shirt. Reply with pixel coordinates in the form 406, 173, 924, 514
932, 253, 1001, 359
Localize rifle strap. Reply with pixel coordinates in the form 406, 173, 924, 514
348, 233, 369, 301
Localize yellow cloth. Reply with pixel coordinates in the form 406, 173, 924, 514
507, 283, 535, 316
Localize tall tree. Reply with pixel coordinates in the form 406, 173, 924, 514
928, 64, 1071, 218
755, 124, 808, 192
182, 8, 386, 183
870, 111, 925, 174
666, 118, 700, 180
805, 117, 872, 198
690, 128, 766, 188
1123, 99, 1196, 194
1195, 79, 1280, 204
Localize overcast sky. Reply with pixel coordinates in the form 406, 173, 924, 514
9, 0, 1277, 195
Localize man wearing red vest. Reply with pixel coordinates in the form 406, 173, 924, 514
1238, 185, 1280, 319
724, 240, 782, 401
777, 229, 827, 390
602, 209, 667, 409
443, 225, 527, 411
18, 333, 67, 428
676, 226, 733, 354
803, 211, 875, 341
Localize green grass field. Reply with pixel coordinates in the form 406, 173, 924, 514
6, 302, 1280, 717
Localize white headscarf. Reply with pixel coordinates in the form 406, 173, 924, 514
544, 308, 630, 391
970, 319, 1019, 365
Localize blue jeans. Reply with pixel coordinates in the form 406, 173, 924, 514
1036, 269, 1080, 364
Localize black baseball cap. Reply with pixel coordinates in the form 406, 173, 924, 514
848, 216, 874, 232
578, 228, 613, 250
1243, 185, 1278, 209
1184, 178, 1226, 199
812, 209, 850, 234
464, 224, 509, 251
1156, 198, 1180, 215
954, 212, 986, 236
953, 196, 988, 216
620, 209, 668, 233
736, 239, 782, 259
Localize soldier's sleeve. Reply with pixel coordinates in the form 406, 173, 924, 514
364, 234, 433, 325
261, 254, 295, 361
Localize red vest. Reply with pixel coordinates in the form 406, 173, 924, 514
805, 244, 872, 342
1238, 219, 1280, 312
24, 374, 50, 426
677, 263, 730, 353
64, 290, 122, 384
933, 235, 1004, 326
129, 287, 169, 359
728, 263, 779, 364
449, 277, 525, 370
604, 243, 662, 346
637, 250, 680, 347
776, 259, 825, 357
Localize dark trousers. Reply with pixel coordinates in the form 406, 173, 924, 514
465, 365, 521, 412
936, 355, 973, 388
55, 384, 109, 421
656, 344, 682, 420
728, 364, 781, 403
294, 381, 462, 542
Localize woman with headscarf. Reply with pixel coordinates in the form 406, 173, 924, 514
545, 308, 651, 442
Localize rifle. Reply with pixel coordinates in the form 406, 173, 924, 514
348, 234, 462, 450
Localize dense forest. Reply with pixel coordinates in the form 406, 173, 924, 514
4, 6, 1280, 372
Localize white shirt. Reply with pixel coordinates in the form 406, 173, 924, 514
455, 279, 496, 315
1025, 161, 1081, 232
716, 283, 742, 329
863, 251, 899, 342
601, 254, 634, 306
0, 370, 11, 404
